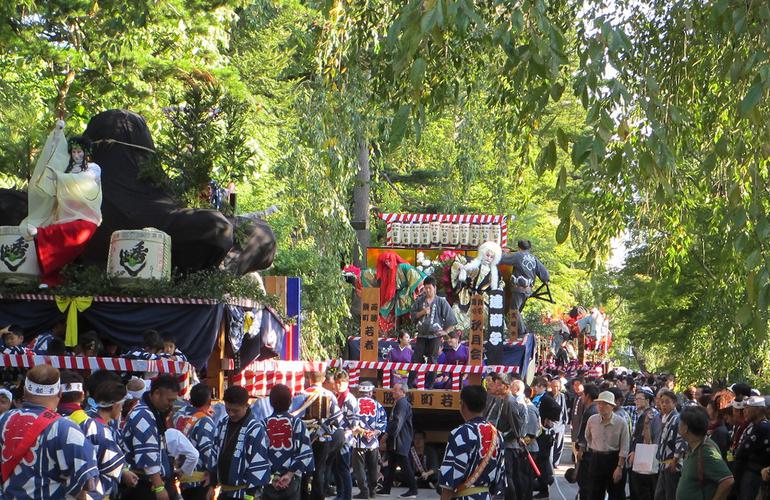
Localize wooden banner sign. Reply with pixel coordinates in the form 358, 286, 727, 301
359, 287, 380, 379
468, 294, 484, 385
373, 388, 461, 410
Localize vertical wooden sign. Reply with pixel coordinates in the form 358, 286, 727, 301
468, 293, 484, 385
360, 287, 380, 380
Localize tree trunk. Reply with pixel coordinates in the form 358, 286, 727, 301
350, 137, 371, 321
631, 344, 650, 374
352, 137, 370, 267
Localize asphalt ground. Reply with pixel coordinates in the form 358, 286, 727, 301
364, 434, 580, 500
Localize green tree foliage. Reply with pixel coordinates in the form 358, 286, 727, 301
14, 0, 760, 371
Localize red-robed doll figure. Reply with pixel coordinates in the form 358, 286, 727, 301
22, 126, 102, 287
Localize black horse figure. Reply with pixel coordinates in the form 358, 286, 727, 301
0, 109, 275, 274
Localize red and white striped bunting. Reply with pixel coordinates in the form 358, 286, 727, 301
379, 213, 508, 224
0, 353, 190, 373
0, 293, 265, 308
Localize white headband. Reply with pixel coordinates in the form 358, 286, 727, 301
62, 383, 83, 394
96, 397, 127, 408
25, 378, 61, 396
127, 389, 146, 400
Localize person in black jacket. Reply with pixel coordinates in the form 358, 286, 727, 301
378, 383, 417, 498
533, 377, 561, 499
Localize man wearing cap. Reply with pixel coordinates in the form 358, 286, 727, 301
433, 330, 469, 390
583, 390, 630, 500
734, 395, 770, 500
352, 381, 387, 499
628, 387, 661, 500
0, 364, 99, 499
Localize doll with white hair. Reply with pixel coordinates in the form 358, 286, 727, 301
450, 241, 505, 327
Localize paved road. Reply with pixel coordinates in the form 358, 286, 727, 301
371, 434, 580, 500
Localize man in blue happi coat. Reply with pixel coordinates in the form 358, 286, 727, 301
439, 385, 505, 500
172, 383, 217, 500
211, 385, 270, 499
263, 384, 315, 500
122, 373, 182, 500
0, 364, 99, 499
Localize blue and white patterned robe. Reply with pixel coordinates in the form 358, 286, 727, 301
172, 406, 217, 490
290, 386, 342, 442
0, 403, 99, 499
439, 416, 505, 500
30, 332, 56, 354
338, 392, 360, 448
122, 400, 172, 479
264, 412, 314, 476
211, 411, 270, 498
80, 416, 125, 499
656, 409, 687, 472
354, 396, 387, 449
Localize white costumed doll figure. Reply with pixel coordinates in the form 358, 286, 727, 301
450, 241, 504, 330
456, 241, 503, 292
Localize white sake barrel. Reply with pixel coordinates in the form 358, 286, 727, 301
490, 224, 502, 244
0, 227, 40, 284
401, 224, 412, 246
459, 223, 471, 246
391, 222, 402, 245
107, 228, 171, 284
440, 222, 451, 246
480, 224, 492, 242
450, 224, 460, 246
418, 223, 429, 246
430, 221, 441, 244
469, 224, 481, 246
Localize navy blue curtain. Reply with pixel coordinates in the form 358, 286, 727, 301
0, 299, 222, 367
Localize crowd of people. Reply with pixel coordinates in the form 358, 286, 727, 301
556, 370, 770, 500
2, 317, 769, 500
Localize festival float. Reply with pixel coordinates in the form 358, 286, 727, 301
0, 110, 300, 398
0, 111, 611, 426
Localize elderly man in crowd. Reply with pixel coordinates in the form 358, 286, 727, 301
583, 390, 630, 500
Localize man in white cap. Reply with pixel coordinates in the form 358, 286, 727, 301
583, 390, 630, 500
0, 364, 99, 498
734, 395, 770, 500
352, 381, 387, 499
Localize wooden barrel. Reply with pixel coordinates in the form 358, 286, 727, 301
107, 228, 171, 284
0, 226, 40, 284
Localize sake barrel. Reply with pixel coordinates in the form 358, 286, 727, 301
401, 223, 412, 246
0, 227, 40, 284
420, 223, 431, 246
459, 223, 471, 246
440, 222, 452, 246
107, 228, 171, 284
449, 224, 460, 246
391, 222, 402, 245
430, 221, 441, 244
